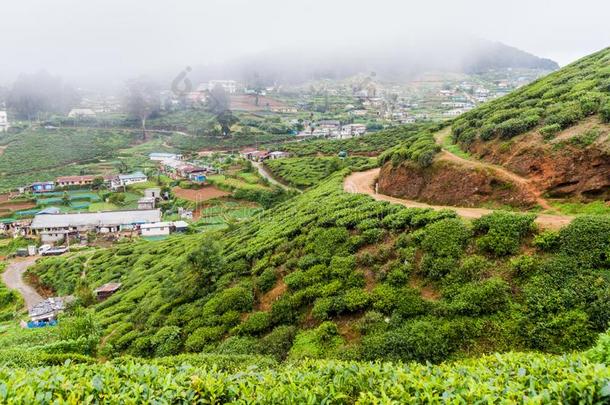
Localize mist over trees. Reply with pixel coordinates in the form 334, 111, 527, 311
7, 71, 80, 120
124, 77, 160, 140
207, 85, 237, 136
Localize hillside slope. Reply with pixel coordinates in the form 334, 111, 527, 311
26, 173, 610, 363
451, 47, 610, 199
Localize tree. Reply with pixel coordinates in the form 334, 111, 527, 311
125, 77, 159, 140
207, 85, 237, 136
91, 177, 105, 190
7, 71, 79, 120
185, 239, 226, 292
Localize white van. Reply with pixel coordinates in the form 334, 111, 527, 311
37, 244, 52, 255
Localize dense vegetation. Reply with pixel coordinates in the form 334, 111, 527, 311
25, 173, 610, 364
0, 128, 138, 190
452, 47, 610, 145
4, 349, 610, 402
281, 123, 442, 157
265, 156, 376, 188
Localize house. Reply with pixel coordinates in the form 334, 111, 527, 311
159, 159, 208, 181
29, 296, 74, 323
144, 188, 161, 199
94, 282, 122, 301
173, 220, 189, 232
239, 149, 269, 161
37, 207, 61, 215
0, 111, 9, 132
188, 172, 207, 182
30, 209, 161, 243
110, 172, 147, 190
249, 151, 269, 161
207, 80, 237, 94
68, 108, 96, 118
56, 175, 96, 187
149, 152, 183, 161
341, 124, 367, 137
268, 151, 291, 160
137, 197, 155, 210
141, 221, 172, 237
239, 148, 258, 159
31, 182, 55, 193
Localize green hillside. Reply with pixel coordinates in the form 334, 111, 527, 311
452, 47, 610, 145
23, 173, 610, 364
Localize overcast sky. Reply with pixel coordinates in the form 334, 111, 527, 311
1, 0, 608, 87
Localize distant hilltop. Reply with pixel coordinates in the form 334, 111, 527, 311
190, 37, 559, 85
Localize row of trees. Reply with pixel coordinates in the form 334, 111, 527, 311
2, 71, 238, 139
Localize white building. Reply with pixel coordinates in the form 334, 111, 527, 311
207, 80, 237, 94
111, 172, 147, 190
149, 152, 183, 161
137, 197, 156, 210
341, 124, 367, 137
68, 108, 96, 118
0, 111, 9, 132
30, 209, 161, 243
141, 221, 172, 237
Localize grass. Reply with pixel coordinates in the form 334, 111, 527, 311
550, 200, 610, 216
438, 129, 472, 159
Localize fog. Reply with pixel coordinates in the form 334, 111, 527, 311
1, 0, 609, 89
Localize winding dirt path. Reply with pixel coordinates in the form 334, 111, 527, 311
344, 168, 573, 229
2, 257, 43, 310
434, 129, 551, 209
252, 161, 302, 193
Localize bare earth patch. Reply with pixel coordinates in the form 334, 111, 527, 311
258, 279, 287, 311
172, 185, 230, 202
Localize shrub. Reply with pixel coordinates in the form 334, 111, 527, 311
236, 312, 271, 336
559, 216, 610, 268
185, 326, 223, 352
259, 325, 297, 360
510, 255, 540, 277
214, 336, 260, 355
533, 230, 561, 252
151, 326, 182, 357
600, 100, 610, 123
256, 268, 278, 293
539, 123, 561, 139
474, 212, 536, 256
361, 319, 455, 363
341, 288, 371, 312
445, 278, 510, 316
446, 255, 490, 283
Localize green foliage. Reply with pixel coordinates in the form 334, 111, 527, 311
452, 47, 610, 143
473, 211, 536, 256
265, 156, 376, 188
22, 173, 610, 363
0, 128, 137, 191
559, 216, 610, 268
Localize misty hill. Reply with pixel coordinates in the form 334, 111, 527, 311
451, 46, 610, 200
191, 37, 558, 85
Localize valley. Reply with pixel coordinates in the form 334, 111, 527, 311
0, 28, 608, 402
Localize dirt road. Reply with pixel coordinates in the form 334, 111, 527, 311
344, 168, 573, 229
434, 129, 551, 209
252, 162, 301, 192
2, 257, 43, 310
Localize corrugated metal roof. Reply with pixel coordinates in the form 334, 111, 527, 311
31, 209, 161, 229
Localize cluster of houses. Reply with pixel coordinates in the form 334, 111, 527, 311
149, 152, 219, 182
239, 149, 290, 162
28, 282, 122, 325
25, 207, 189, 243
29, 172, 148, 194
298, 120, 367, 139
